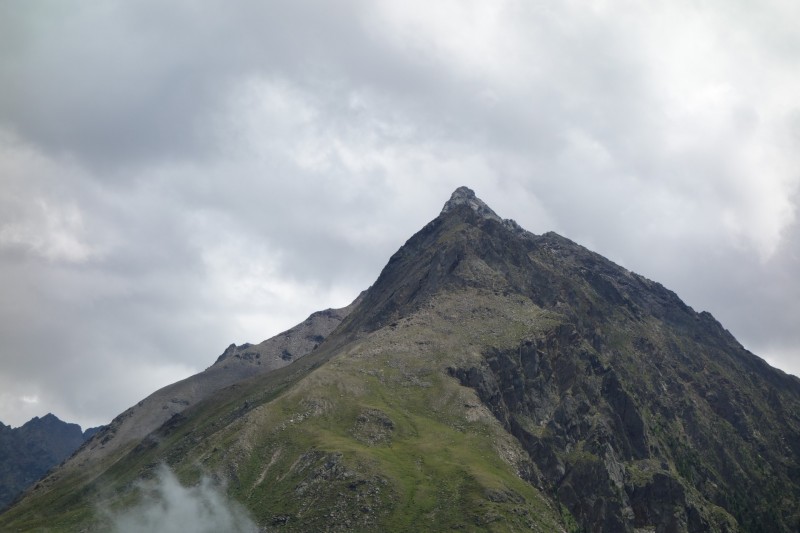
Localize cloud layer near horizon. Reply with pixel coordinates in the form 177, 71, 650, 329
1, 0, 799, 428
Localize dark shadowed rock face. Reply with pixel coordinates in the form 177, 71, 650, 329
0, 414, 97, 511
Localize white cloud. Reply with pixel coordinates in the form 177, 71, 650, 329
105, 465, 257, 533
0, 130, 97, 263
367, 0, 516, 81
0, 198, 93, 263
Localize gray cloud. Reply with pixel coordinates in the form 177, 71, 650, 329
0, 0, 798, 428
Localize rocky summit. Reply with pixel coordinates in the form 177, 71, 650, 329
2, 187, 799, 532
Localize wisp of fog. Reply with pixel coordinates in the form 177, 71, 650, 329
106, 465, 258, 533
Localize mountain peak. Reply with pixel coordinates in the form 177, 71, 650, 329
441, 186, 526, 235
440, 186, 502, 222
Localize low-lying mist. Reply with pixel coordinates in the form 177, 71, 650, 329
105, 465, 258, 533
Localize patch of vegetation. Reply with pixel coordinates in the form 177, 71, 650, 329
560, 503, 581, 533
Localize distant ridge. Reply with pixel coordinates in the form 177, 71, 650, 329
0, 413, 98, 511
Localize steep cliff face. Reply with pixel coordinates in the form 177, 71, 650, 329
2, 187, 799, 532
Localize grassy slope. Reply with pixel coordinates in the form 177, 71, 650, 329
0, 287, 571, 532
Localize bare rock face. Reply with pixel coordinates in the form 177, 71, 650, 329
441, 186, 525, 234
440, 186, 503, 222
212, 305, 357, 369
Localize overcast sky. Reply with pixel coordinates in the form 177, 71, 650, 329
1, 0, 799, 429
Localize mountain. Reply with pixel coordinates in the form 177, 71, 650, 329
0, 414, 99, 511
2, 187, 799, 532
